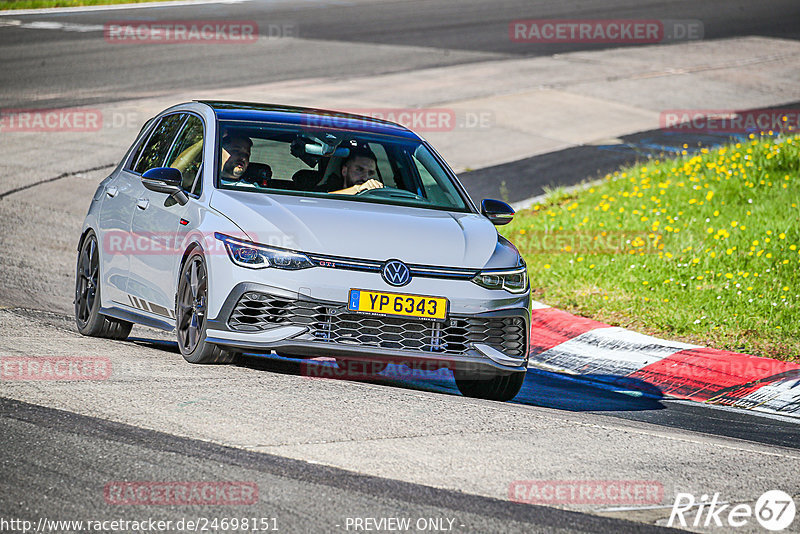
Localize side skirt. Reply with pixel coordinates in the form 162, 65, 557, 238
100, 304, 175, 332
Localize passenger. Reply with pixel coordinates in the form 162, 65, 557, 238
219, 133, 253, 183
329, 145, 383, 194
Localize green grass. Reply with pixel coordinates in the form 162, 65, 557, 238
503, 134, 800, 361
0, 0, 168, 10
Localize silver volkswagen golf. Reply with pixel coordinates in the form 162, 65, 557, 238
75, 101, 530, 401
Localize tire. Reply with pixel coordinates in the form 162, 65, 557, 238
453, 370, 525, 402
74, 231, 132, 340
176, 249, 236, 364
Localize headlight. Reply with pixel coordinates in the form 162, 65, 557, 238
214, 233, 314, 270
471, 265, 528, 293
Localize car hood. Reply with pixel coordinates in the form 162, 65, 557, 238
209, 190, 501, 268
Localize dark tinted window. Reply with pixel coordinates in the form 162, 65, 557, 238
134, 114, 186, 174
125, 119, 154, 171
216, 121, 469, 212
167, 115, 204, 194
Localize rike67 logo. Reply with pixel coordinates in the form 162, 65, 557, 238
668, 490, 796, 531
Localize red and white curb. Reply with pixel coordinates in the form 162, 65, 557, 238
528, 302, 800, 417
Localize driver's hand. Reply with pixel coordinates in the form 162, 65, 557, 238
356, 179, 383, 193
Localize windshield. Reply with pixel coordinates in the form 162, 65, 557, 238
215, 121, 471, 212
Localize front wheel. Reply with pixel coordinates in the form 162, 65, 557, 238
74, 231, 132, 340
176, 250, 236, 364
453, 370, 525, 402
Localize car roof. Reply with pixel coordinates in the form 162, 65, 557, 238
196, 100, 422, 140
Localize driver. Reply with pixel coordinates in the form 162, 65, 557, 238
219, 132, 253, 183
330, 145, 383, 195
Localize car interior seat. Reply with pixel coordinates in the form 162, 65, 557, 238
291, 169, 323, 191
239, 163, 273, 187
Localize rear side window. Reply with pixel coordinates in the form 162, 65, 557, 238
134, 114, 186, 174
125, 119, 155, 171
167, 115, 204, 195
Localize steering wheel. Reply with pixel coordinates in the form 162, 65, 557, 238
356, 186, 426, 201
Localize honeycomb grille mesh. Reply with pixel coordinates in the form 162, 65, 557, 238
228, 291, 526, 356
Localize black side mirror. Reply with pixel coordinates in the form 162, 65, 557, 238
481, 198, 515, 225
142, 167, 188, 206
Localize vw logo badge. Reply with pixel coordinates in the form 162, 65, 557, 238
382, 260, 411, 287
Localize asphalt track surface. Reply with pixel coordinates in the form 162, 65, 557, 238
1, 397, 676, 534
1, 0, 800, 531
2, 0, 800, 109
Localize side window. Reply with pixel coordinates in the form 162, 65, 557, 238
134, 114, 186, 174
125, 119, 155, 171
167, 115, 204, 194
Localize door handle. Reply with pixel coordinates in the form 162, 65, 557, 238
106, 186, 118, 198
136, 198, 150, 210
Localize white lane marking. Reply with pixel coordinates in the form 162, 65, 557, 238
0, 0, 250, 16
0, 18, 300, 37
598, 502, 728, 513
530, 300, 550, 310
1, 19, 104, 32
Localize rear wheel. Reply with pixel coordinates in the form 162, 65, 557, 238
74, 232, 132, 339
176, 250, 236, 364
454, 370, 525, 402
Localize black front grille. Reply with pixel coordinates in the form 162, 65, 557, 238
227, 291, 526, 356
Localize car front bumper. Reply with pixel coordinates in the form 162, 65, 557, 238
206, 282, 530, 377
